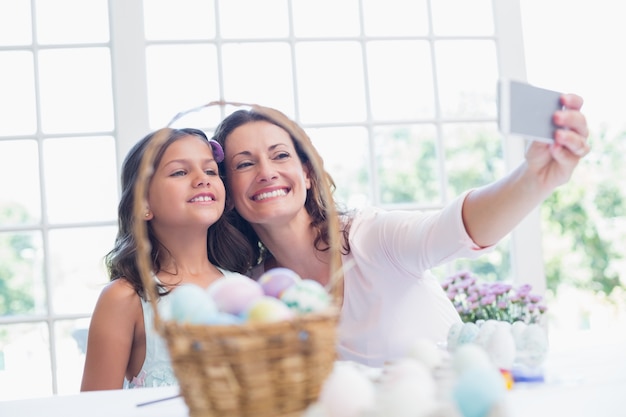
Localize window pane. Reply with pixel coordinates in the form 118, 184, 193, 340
292, 0, 360, 37
0, 140, 41, 225
0, 52, 37, 136
374, 124, 442, 205
43, 137, 118, 224
146, 44, 221, 129
39, 48, 114, 134
222, 42, 295, 114
435, 40, 498, 119
144, 0, 215, 40
362, 0, 429, 36
367, 41, 435, 121
0, 0, 31, 46
295, 42, 366, 124
55, 319, 90, 395
0, 322, 52, 400
0, 232, 45, 316
309, 126, 371, 209
433, 236, 512, 282
442, 122, 504, 197
431, 0, 494, 36
35, 0, 109, 44
49, 226, 116, 315
219, 0, 288, 38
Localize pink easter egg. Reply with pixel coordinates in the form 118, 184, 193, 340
207, 275, 264, 315
258, 267, 302, 298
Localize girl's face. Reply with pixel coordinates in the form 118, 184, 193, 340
223, 120, 311, 226
147, 134, 225, 230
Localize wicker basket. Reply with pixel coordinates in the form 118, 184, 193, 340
132, 102, 343, 417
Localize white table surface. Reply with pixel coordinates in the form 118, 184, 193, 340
2, 338, 625, 417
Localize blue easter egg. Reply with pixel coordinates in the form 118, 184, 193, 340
452, 367, 506, 417
170, 284, 218, 324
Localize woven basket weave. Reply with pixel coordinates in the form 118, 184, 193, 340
133, 102, 342, 417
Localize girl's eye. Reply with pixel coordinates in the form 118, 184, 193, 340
170, 170, 186, 177
205, 169, 218, 176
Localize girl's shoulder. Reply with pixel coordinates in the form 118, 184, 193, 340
97, 278, 140, 306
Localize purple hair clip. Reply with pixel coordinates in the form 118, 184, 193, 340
209, 139, 224, 163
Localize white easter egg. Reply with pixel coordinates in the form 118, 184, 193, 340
486, 324, 516, 370
518, 324, 548, 367
452, 343, 492, 375
457, 322, 480, 346
473, 320, 499, 349
377, 359, 438, 417
510, 321, 528, 349
447, 322, 464, 352
406, 338, 444, 371
319, 363, 376, 417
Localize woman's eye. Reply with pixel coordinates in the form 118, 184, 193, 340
274, 152, 290, 160
234, 161, 253, 170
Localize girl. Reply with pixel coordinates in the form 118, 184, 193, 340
81, 128, 250, 390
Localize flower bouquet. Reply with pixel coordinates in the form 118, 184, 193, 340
441, 270, 547, 324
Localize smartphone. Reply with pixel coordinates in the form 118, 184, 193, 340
498, 79, 563, 143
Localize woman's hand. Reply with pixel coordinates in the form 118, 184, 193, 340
525, 93, 590, 192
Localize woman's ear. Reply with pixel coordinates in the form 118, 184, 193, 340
144, 209, 153, 220
304, 163, 312, 190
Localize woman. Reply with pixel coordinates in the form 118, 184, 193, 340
81, 128, 250, 390
212, 95, 589, 367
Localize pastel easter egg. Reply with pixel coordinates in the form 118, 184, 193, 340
406, 338, 444, 371
510, 321, 528, 349
169, 283, 218, 324
207, 275, 264, 315
457, 322, 480, 346
319, 363, 376, 417
486, 323, 516, 370
447, 322, 464, 352
258, 267, 302, 298
473, 319, 499, 349
280, 279, 330, 314
452, 367, 506, 417
378, 359, 438, 417
246, 296, 295, 323
452, 343, 492, 375
518, 324, 548, 367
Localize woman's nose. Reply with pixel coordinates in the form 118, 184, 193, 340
256, 160, 278, 182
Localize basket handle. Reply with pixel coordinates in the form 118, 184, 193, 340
132, 102, 345, 328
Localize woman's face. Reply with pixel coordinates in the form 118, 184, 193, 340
223, 120, 311, 226
147, 134, 225, 230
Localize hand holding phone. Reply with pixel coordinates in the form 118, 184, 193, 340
498, 79, 563, 143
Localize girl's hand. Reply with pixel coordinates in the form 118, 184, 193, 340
525, 93, 590, 192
